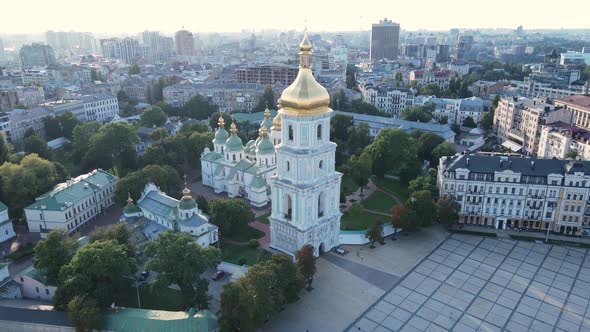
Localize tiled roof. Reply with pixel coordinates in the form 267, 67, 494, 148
445, 154, 590, 176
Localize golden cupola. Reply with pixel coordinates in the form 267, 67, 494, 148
278, 30, 331, 117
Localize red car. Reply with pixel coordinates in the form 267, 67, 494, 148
212, 270, 225, 280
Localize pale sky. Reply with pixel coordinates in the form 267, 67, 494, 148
2, 0, 589, 34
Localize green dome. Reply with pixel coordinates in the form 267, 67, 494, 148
123, 204, 141, 215
214, 128, 229, 144
257, 137, 274, 154
225, 135, 243, 152
178, 196, 198, 210
262, 119, 273, 131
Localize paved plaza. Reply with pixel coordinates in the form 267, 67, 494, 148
350, 234, 590, 332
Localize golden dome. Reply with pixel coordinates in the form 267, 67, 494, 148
271, 113, 281, 130
278, 30, 331, 117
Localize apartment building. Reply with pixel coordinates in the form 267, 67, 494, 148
236, 64, 298, 85
24, 169, 117, 236
438, 154, 590, 236
537, 122, 590, 161
554, 94, 590, 130
409, 69, 454, 90
414, 96, 484, 125
493, 97, 559, 156
517, 80, 588, 100
7, 107, 54, 143
163, 83, 264, 113
360, 84, 413, 117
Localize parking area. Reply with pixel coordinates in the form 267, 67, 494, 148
350, 234, 590, 332
202, 268, 232, 314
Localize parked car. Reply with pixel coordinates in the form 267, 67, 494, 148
333, 247, 348, 255
212, 270, 225, 281
138, 270, 150, 282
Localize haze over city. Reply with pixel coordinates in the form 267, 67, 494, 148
1, 0, 590, 33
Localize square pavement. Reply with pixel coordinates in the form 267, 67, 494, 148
349, 234, 590, 332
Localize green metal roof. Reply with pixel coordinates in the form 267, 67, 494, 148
201, 151, 222, 162
18, 266, 49, 286
102, 308, 217, 332
226, 168, 237, 181
214, 165, 224, 176
234, 159, 254, 171
178, 196, 197, 210
225, 135, 243, 152
26, 170, 117, 212
232, 109, 277, 123
250, 176, 267, 189
124, 203, 142, 215
0, 201, 7, 212
214, 128, 229, 144
243, 165, 260, 175
261, 118, 273, 131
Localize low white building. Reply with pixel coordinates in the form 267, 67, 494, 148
448, 60, 470, 77
24, 169, 117, 236
13, 266, 56, 301
122, 182, 219, 248
15, 86, 45, 107
0, 202, 15, 243
360, 84, 414, 118
201, 111, 280, 207
79, 93, 119, 123
409, 69, 454, 90
414, 96, 485, 125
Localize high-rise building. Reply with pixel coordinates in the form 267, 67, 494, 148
120, 38, 140, 64
142, 31, 173, 62
175, 29, 194, 56
370, 18, 400, 62
269, 32, 342, 257
0, 39, 5, 59
455, 34, 474, 60
19, 43, 56, 68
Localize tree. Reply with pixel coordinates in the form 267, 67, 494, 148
24, 134, 52, 160
140, 106, 167, 127
187, 132, 214, 167
145, 231, 221, 308
89, 224, 135, 258
0, 154, 57, 210
391, 204, 419, 232
417, 132, 445, 164
208, 112, 232, 131
480, 111, 494, 131
67, 296, 101, 332
196, 195, 209, 214
54, 240, 136, 309
209, 198, 254, 236
409, 175, 437, 198
347, 123, 371, 155
565, 150, 579, 160
330, 114, 354, 142
462, 116, 477, 128
437, 197, 460, 225
345, 64, 357, 89
33, 230, 77, 285
71, 122, 101, 163
400, 104, 434, 122
139, 146, 171, 167
346, 152, 372, 196
117, 90, 130, 104
419, 83, 442, 96
179, 122, 210, 135
149, 128, 169, 141
295, 244, 316, 290
0, 132, 11, 164
114, 170, 148, 206
81, 123, 139, 175
364, 128, 419, 179
128, 64, 140, 75
366, 220, 385, 248
255, 85, 275, 112
450, 123, 461, 135
183, 94, 218, 120
350, 99, 381, 115
432, 142, 457, 163
407, 190, 437, 227
44, 113, 81, 140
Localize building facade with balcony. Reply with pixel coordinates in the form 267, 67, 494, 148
438, 154, 590, 236
360, 84, 413, 118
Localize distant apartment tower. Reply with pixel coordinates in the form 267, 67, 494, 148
236, 64, 298, 85
0, 39, 4, 59
19, 43, 56, 68
120, 38, 141, 64
370, 18, 400, 62
175, 29, 194, 56
455, 34, 474, 60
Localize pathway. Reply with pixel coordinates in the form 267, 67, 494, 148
341, 179, 378, 211
249, 221, 270, 247
323, 253, 400, 291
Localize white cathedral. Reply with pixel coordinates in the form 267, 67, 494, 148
200, 32, 342, 257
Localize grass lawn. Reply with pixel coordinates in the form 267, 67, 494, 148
373, 177, 410, 202
362, 191, 397, 214
220, 242, 272, 266
117, 283, 185, 311
340, 210, 387, 231
341, 174, 358, 197
255, 213, 270, 224
226, 224, 265, 243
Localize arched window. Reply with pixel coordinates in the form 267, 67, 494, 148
318, 192, 325, 217
284, 194, 292, 220
287, 161, 290, 172
317, 124, 322, 140
232, 154, 236, 161
288, 125, 294, 141
319, 160, 323, 169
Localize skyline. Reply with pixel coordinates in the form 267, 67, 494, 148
1, 0, 589, 34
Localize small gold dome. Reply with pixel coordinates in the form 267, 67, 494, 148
272, 113, 281, 130
278, 31, 331, 117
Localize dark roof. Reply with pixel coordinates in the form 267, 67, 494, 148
445, 154, 590, 176
0, 306, 71, 327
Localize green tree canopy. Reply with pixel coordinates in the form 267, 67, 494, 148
400, 104, 434, 122
346, 152, 373, 196
295, 244, 316, 289
437, 197, 460, 225
182, 94, 218, 120
54, 240, 136, 309
67, 295, 101, 332
364, 128, 420, 180
480, 111, 494, 131
432, 142, 457, 163
72, 122, 101, 163
187, 132, 214, 167
81, 122, 139, 175
145, 231, 221, 308
417, 132, 445, 164
255, 85, 275, 112
23, 134, 52, 160
462, 116, 477, 128
0, 154, 57, 210
407, 190, 437, 228
366, 220, 385, 248
0, 132, 12, 164
209, 112, 232, 131
33, 230, 77, 286
44, 112, 81, 140
128, 64, 140, 75
209, 198, 254, 236
89, 224, 135, 258
419, 83, 442, 96
140, 106, 167, 127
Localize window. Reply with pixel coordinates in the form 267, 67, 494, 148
286, 161, 290, 172
284, 195, 292, 220
45, 289, 49, 295
288, 125, 294, 140
318, 192, 325, 217
317, 124, 322, 140
36, 287, 39, 293
319, 160, 323, 169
